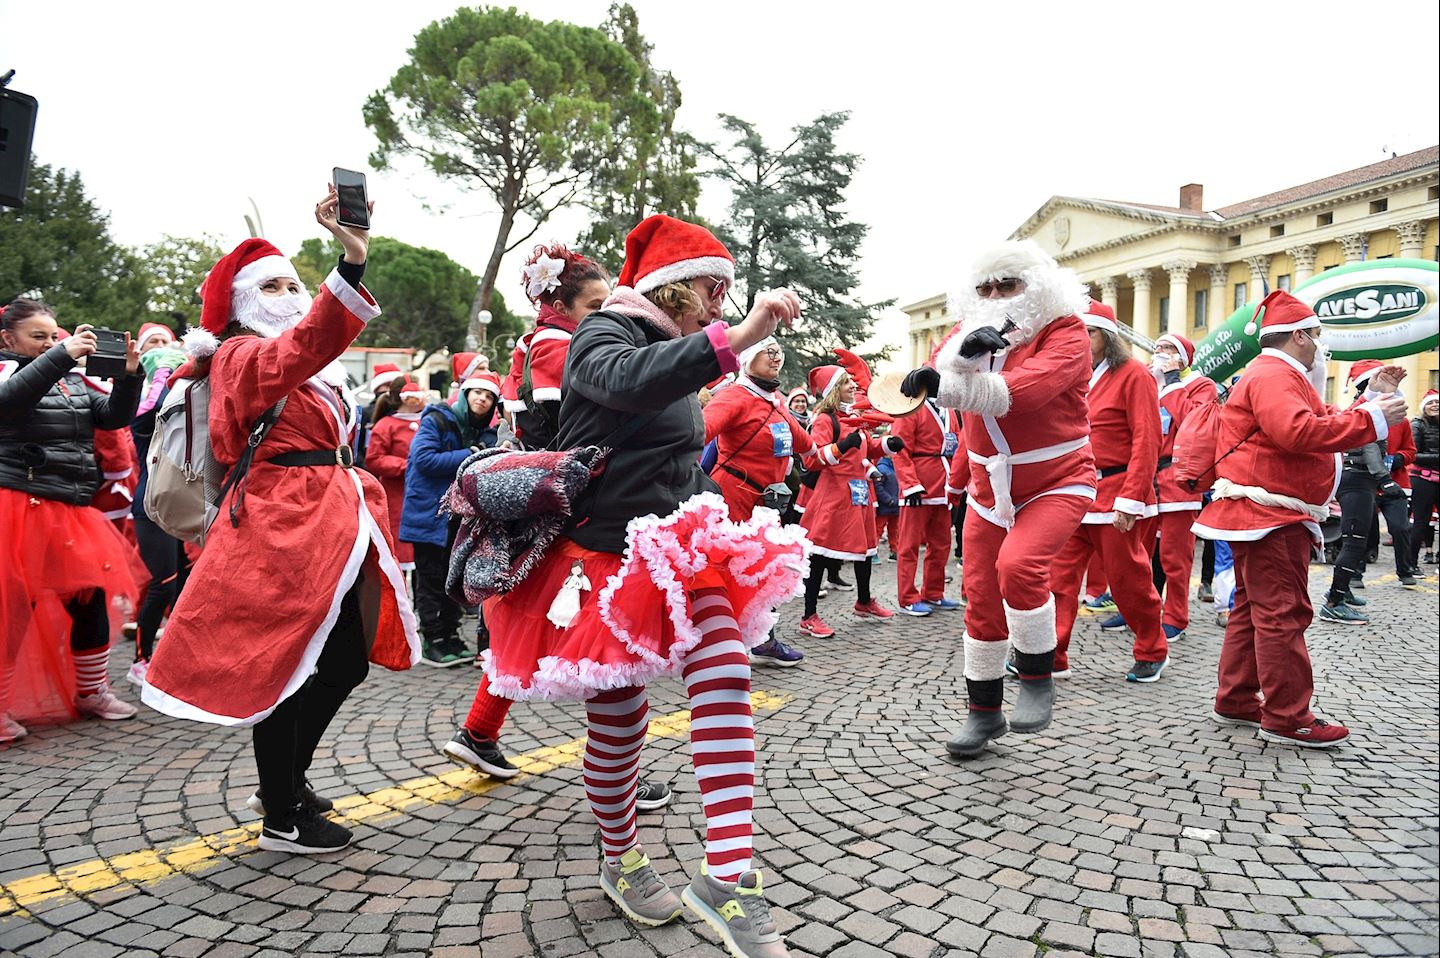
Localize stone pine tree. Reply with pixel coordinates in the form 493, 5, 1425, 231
699, 112, 893, 383
579, 3, 701, 272
363, 7, 652, 331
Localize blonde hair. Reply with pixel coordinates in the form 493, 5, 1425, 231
811, 372, 852, 416
644, 282, 703, 320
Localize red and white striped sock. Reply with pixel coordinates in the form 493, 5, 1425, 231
72, 646, 111, 697
584, 686, 648, 864
683, 587, 755, 883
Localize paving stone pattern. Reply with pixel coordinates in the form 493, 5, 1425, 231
1, 548, 1436, 957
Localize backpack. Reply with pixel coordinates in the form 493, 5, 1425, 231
144, 376, 283, 544
1171, 385, 1257, 493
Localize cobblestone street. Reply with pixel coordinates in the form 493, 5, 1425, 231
2, 549, 1437, 958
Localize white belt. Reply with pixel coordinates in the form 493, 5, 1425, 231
968, 436, 1091, 527
1211, 476, 1330, 524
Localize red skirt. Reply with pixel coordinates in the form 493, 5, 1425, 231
483, 492, 809, 701
1, 487, 141, 724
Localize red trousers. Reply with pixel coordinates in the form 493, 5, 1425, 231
1215, 524, 1316, 729
1153, 509, 1199, 630
964, 494, 1089, 643
1084, 552, 1107, 600
897, 504, 952, 606
877, 513, 899, 549
1052, 520, 1169, 670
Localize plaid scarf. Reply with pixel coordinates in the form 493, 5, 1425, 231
444, 445, 604, 604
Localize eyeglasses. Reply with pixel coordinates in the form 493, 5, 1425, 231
975, 278, 1023, 298
703, 276, 729, 302
759, 346, 783, 360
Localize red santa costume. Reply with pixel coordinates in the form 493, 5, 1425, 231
1049, 302, 1168, 678
923, 240, 1095, 757
1193, 291, 1391, 747
500, 306, 575, 447
143, 237, 420, 846
363, 376, 426, 570
1149, 333, 1217, 633
800, 365, 894, 562
890, 398, 960, 609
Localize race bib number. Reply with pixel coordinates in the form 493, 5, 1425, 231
942, 431, 959, 458
770, 421, 793, 458
1159, 407, 1173, 437
849, 479, 870, 506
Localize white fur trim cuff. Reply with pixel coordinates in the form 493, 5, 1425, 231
937, 371, 1011, 417
324, 268, 380, 323
633, 256, 735, 296
964, 633, 1010, 681
1113, 497, 1147, 516
1361, 403, 1389, 442
1005, 597, 1056, 654
233, 255, 300, 291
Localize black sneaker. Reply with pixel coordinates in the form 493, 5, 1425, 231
257, 807, 352, 855
1341, 590, 1367, 607
1398, 573, 1418, 587
246, 780, 334, 817
1126, 658, 1168, 683
422, 639, 467, 668
826, 574, 854, 591
634, 779, 673, 812
1319, 603, 1369, 625
443, 729, 520, 779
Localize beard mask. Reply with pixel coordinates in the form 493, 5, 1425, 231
1305, 341, 1330, 397
230, 283, 313, 338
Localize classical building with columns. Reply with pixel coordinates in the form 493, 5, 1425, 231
902, 147, 1439, 398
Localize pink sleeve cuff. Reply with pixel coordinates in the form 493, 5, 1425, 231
706, 323, 739, 375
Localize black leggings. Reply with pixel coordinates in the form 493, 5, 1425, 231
65, 590, 110, 652
1411, 477, 1439, 563
134, 512, 189, 661
804, 557, 872, 616
252, 582, 369, 816
1201, 539, 1216, 587
1375, 494, 1413, 574
1328, 472, 1379, 603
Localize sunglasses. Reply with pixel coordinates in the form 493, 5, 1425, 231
975, 278, 1023, 298
703, 276, 729, 302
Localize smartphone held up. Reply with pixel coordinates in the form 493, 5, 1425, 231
85, 329, 129, 380
333, 167, 370, 231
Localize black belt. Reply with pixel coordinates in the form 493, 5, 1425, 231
720, 463, 765, 493
1097, 464, 1128, 479
269, 445, 356, 469
1156, 455, 1173, 472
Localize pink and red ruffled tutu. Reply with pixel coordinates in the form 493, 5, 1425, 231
483, 492, 809, 701
1, 488, 142, 725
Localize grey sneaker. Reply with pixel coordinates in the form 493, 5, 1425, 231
599, 848, 682, 927
682, 863, 789, 958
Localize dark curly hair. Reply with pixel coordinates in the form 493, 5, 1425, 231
521, 244, 609, 309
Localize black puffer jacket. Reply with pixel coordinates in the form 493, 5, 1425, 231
0, 344, 143, 505
1413, 415, 1439, 471
557, 310, 726, 553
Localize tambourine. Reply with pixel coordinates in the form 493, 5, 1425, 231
867, 371, 926, 417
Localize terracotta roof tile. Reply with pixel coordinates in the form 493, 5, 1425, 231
1213, 146, 1438, 218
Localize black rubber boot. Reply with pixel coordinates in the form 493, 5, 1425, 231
946, 679, 1008, 758
1011, 650, 1055, 733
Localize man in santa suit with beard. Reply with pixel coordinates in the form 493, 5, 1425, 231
901, 240, 1095, 758
1045, 302, 1169, 684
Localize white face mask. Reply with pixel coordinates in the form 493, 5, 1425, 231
231, 284, 313, 338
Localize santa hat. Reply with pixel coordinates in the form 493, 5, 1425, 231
1080, 300, 1118, 335
738, 336, 782, 373
1244, 289, 1320, 337
808, 365, 847, 399
1346, 359, 1383, 389
196, 239, 300, 342
617, 214, 734, 297
462, 370, 502, 397
370, 362, 403, 391
136, 322, 174, 351
1155, 332, 1196, 367
451, 352, 487, 386
787, 386, 809, 405
398, 376, 426, 397
970, 239, 1058, 284
1422, 389, 1439, 409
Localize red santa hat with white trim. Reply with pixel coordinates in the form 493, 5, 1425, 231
1155, 332, 1196, 367
1345, 359, 1383, 389
186, 238, 301, 357
136, 322, 174, 352
398, 376, 426, 397
1422, 388, 1439, 410
1244, 289, 1320, 338
617, 214, 734, 296
370, 362, 403, 391
808, 364, 847, 399
1079, 300, 1118, 335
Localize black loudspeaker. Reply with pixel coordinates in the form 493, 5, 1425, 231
0, 83, 39, 209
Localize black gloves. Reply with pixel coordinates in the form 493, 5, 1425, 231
1378, 480, 1405, 501
900, 366, 940, 398
885, 436, 905, 453
905, 492, 923, 508
837, 431, 863, 453
959, 326, 1010, 359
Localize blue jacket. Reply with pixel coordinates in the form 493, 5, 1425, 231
874, 457, 900, 516
399, 403, 496, 547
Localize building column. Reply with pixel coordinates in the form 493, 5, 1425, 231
1244, 254, 1271, 297
1286, 245, 1318, 285
1163, 260, 1196, 335
1097, 277, 1120, 309
1339, 232, 1369, 263
1207, 263, 1229, 327
1397, 221, 1428, 260
1127, 269, 1153, 339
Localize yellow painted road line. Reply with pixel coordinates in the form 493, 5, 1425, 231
0, 690, 792, 917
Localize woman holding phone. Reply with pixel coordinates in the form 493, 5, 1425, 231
0, 301, 144, 742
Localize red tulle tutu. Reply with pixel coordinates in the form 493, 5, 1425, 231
1, 487, 142, 725
482, 492, 809, 701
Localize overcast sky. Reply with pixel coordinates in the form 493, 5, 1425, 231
4, 0, 1437, 365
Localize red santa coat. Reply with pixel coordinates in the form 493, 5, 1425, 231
1157, 373, 1219, 510
143, 272, 421, 726
1347, 395, 1416, 489
363, 411, 422, 567
891, 400, 960, 504
501, 310, 576, 415
945, 315, 1096, 527
76, 375, 142, 524
801, 411, 885, 560
703, 378, 821, 521
1083, 358, 1161, 524
1193, 349, 1384, 544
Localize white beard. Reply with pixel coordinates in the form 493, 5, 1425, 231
230, 285, 313, 338
948, 263, 1091, 351
1305, 344, 1330, 398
